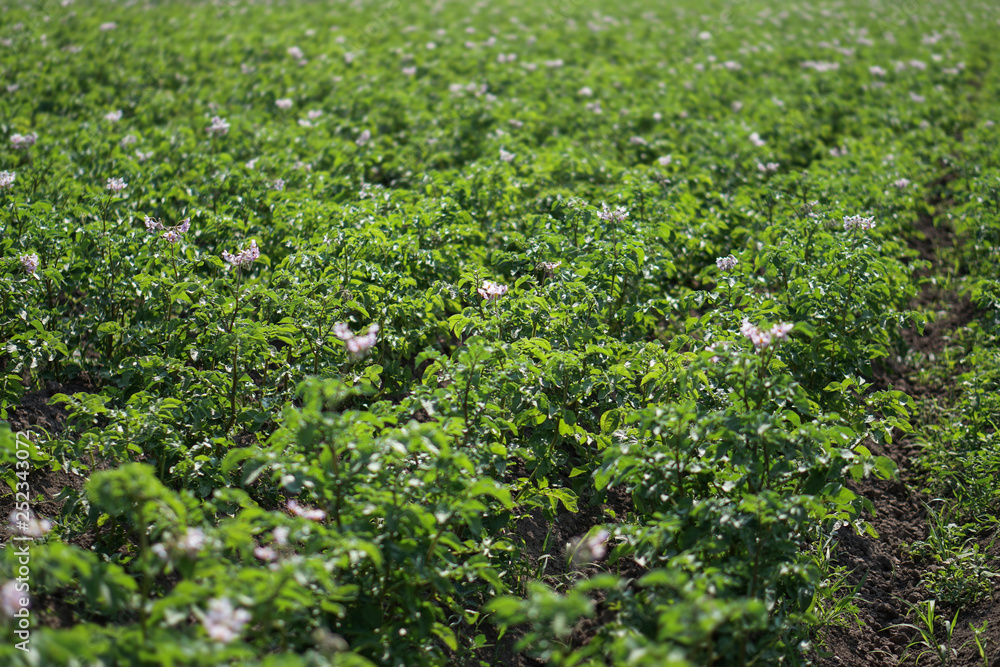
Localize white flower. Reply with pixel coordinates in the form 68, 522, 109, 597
749, 132, 766, 147
119, 134, 136, 148
0, 171, 14, 189
658, 155, 672, 166
207, 116, 230, 136
499, 148, 515, 163
402, 66, 417, 76
273, 526, 289, 546
104, 109, 122, 122
176, 528, 205, 555
597, 203, 628, 224
578, 86, 593, 97
0, 581, 28, 619
10, 132, 37, 149
307, 109, 323, 120
893, 178, 911, 189
287, 46, 304, 60
222, 240, 260, 268
275, 98, 293, 110
843, 214, 876, 231
8, 510, 51, 537
356, 129, 372, 146
106, 177, 127, 193
869, 65, 887, 76
99, 22, 116, 31
757, 161, 779, 173
715, 254, 738, 271
477, 281, 508, 301
287, 499, 326, 521
135, 150, 153, 162
202, 598, 251, 644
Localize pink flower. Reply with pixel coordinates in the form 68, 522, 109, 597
222, 240, 260, 268
477, 280, 508, 301
741, 320, 794, 350
104, 109, 122, 122
8, 509, 51, 537
202, 598, 251, 643
333, 323, 380, 361
10, 132, 37, 149
275, 98, 293, 110
843, 214, 876, 231
0, 581, 28, 619
254, 546, 277, 562
287, 499, 326, 521
568, 529, 610, 565
106, 177, 127, 193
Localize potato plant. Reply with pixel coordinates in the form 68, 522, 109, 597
1, 0, 999, 665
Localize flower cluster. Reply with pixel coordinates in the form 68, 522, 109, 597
104, 109, 122, 122
0, 171, 15, 190
106, 177, 127, 193
715, 254, 739, 271
19, 254, 39, 275
207, 116, 230, 136
287, 499, 326, 521
222, 240, 260, 268
202, 598, 251, 644
8, 510, 52, 538
10, 132, 37, 149
151, 527, 206, 561
842, 214, 876, 231
499, 148, 515, 163
477, 280, 508, 301
892, 178, 911, 189
536, 261, 561, 277
706, 341, 731, 363
567, 529, 610, 565
145, 216, 190, 243
597, 203, 629, 224
0, 581, 28, 620
741, 319, 794, 351
333, 323, 380, 361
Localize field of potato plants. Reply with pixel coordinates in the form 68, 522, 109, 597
2, 0, 1000, 664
